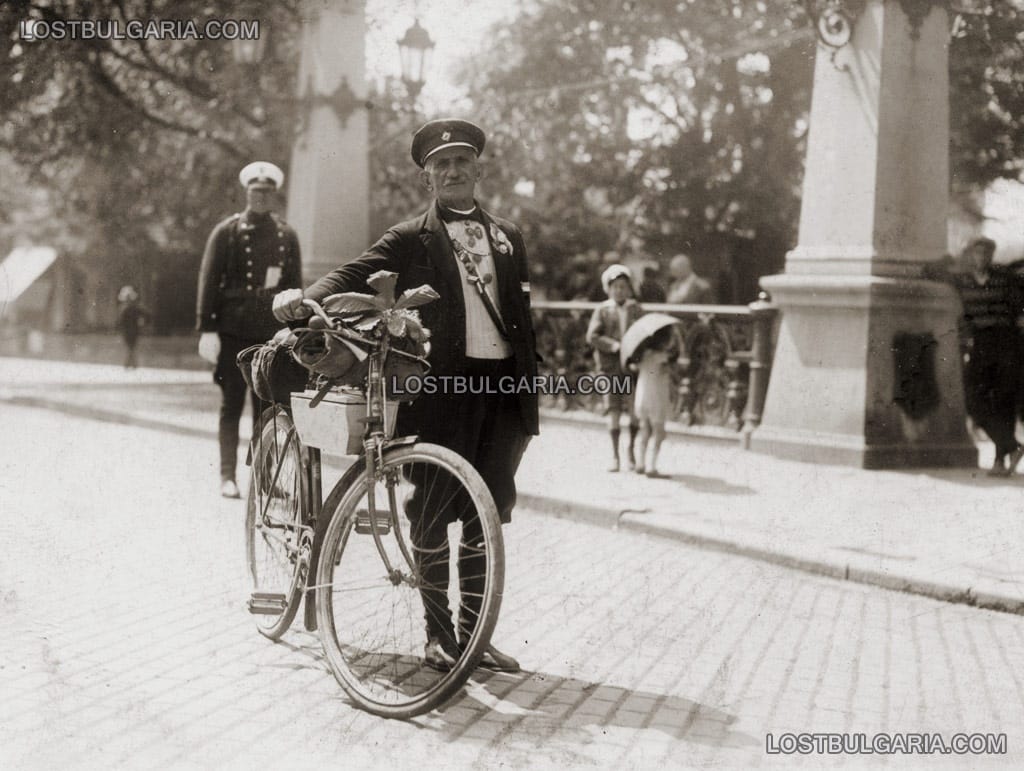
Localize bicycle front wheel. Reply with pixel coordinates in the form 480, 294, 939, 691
315, 443, 504, 719
245, 406, 307, 640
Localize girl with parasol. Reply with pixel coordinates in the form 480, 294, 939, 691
621, 314, 684, 477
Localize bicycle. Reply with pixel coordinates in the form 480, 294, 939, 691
244, 297, 505, 719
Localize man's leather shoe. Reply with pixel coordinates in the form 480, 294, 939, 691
475, 644, 520, 673
221, 479, 241, 499
423, 636, 459, 672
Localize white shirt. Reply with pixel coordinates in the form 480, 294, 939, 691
444, 216, 512, 359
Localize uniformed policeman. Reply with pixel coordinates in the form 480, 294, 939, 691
196, 161, 302, 498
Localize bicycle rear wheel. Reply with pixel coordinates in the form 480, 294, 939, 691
315, 443, 504, 718
245, 406, 307, 640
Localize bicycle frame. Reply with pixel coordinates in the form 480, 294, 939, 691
299, 348, 415, 629
294, 298, 428, 628
360, 339, 421, 588
300, 442, 323, 631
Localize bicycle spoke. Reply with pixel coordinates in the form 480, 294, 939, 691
316, 444, 504, 718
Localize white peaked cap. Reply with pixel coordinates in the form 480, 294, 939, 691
239, 161, 285, 189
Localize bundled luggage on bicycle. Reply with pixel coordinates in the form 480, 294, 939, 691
240, 271, 507, 719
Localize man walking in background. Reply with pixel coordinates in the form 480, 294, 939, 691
196, 161, 302, 498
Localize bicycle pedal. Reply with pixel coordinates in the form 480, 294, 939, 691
247, 592, 287, 615
354, 508, 391, 535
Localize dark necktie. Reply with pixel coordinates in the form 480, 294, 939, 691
438, 204, 484, 226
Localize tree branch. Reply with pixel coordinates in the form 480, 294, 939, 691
90, 54, 248, 160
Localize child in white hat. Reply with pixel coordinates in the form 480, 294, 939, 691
585, 264, 642, 471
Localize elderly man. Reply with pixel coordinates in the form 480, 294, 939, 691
196, 162, 303, 498
273, 119, 538, 672
666, 253, 713, 304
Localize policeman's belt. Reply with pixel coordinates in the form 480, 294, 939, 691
222, 288, 277, 299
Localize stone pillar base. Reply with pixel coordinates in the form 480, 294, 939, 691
750, 274, 978, 469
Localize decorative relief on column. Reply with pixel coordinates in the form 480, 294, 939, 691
897, 0, 949, 40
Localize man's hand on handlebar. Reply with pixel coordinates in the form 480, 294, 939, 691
272, 288, 311, 322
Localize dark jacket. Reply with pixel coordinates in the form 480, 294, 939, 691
304, 202, 540, 435
586, 298, 643, 373
117, 302, 148, 343
196, 211, 302, 340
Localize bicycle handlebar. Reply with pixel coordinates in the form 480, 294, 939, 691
300, 298, 333, 327
298, 298, 374, 348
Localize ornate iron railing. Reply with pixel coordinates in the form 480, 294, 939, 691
531, 297, 778, 441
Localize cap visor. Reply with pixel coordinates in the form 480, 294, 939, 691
422, 142, 478, 164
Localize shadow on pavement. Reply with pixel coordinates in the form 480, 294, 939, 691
898, 467, 1024, 490
249, 634, 758, 751
435, 668, 760, 752
661, 473, 755, 496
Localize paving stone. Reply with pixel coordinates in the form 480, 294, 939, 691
5, 404, 1024, 768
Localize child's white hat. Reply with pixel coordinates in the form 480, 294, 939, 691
601, 264, 634, 295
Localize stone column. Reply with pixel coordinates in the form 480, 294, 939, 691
751, 1, 977, 468
286, 0, 370, 282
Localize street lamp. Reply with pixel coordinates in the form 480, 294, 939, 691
398, 18, 435, 101
229, 24, 370, 129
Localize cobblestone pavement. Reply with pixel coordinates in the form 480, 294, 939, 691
5, 357, 1024, 614
4, 405, 1024, 769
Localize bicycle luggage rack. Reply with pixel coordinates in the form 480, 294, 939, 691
291, 387, 399, 456
248, 592, 288, 615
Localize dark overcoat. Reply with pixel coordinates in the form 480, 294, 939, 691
303, 202, 540, 437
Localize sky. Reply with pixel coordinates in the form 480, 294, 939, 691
363, 0, 522, 111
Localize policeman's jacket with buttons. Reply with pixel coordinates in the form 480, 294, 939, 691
196, 211, 302, 340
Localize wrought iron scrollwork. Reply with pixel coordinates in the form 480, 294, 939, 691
530, 301, 777, 434
803, 0, 868, 49
803, 0, 949, 48
675, 317, 743, 429
802, 0, 867, 69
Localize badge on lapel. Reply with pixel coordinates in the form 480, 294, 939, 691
488, 223, 513, 256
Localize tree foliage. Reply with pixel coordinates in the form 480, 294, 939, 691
452, 0, 814, 301
0, 0, 301, 323
949, 1, 1024, 191
367, 77, 434, 237
2, 0, 1023, 323
453, 0, 1024, 300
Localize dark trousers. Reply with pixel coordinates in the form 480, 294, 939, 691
214, 334, 268, 481
122, 334, 138, 369
965, 327, 1022, 457
400, 357, 532, 643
